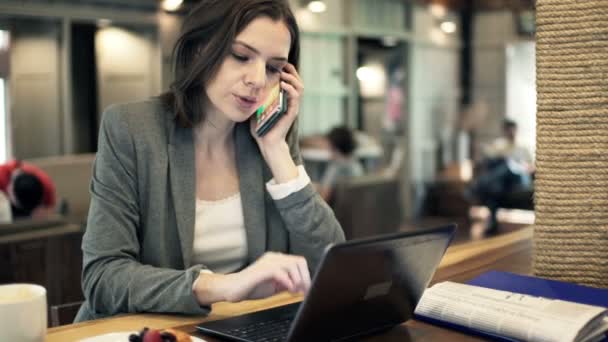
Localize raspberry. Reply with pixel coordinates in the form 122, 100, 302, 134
143, 329, 163, 342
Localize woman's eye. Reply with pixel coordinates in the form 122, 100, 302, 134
266, 65, 281, 75
232, 53, 249, 62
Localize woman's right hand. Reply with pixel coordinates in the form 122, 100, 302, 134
193, 252, 311, 305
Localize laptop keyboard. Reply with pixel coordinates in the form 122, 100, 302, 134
222, 316, 293, 342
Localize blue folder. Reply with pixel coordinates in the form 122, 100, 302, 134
415, 271, 608, 341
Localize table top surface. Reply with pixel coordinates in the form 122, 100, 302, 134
47, 227, 534, 342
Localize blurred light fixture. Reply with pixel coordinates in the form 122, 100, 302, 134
356, 66, 373, 82
162, 0, 183, 12
440, 21, 457, 34
356, 63, 387, 98
97, 19, 112, 28
429, 3, 447, 18
307, 1, 327, 13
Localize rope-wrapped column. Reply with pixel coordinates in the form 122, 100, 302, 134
534, 0, 608, 287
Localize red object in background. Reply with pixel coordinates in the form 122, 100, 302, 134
0, 159, 56, 208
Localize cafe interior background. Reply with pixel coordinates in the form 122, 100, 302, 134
0, 0, 536, 325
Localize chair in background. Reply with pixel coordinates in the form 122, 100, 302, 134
26, 154, 96, 225
0, 221, 84, 327
50, 301, 83, 327
332, 173, 403, 240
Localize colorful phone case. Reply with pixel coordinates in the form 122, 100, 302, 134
255, 85, 287, 136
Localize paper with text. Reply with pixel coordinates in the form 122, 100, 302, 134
415, 282, 608, 342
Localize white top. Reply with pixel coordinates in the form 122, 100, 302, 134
192, 193, 248, 274
191, 165, 311, 274
484, 137, 533, 165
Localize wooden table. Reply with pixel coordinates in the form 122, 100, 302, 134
47, 227, 533, 341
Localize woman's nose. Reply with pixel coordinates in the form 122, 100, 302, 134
244, 61, 266, 88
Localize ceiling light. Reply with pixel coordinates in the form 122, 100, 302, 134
307, 1, 327, 13
440, 21, 457, 34
429, 3, 447, 18
162, 0, 183, 12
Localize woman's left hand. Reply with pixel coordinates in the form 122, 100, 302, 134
250, 63, 303, 148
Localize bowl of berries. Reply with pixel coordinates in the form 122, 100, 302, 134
79, 327, 206, 342
128, 327, 198, 342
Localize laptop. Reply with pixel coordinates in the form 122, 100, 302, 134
196, 224, 456, 342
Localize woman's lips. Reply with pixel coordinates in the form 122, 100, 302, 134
234, 94, 258, 111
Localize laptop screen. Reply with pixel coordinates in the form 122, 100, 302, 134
287, 225, 455, 341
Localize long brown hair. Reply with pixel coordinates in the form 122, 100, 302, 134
162, 0, 300, 128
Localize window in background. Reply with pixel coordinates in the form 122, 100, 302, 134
506, 41, 536, 159
0, 28, 9, 162
0, 78, 7, 163
298, 33, 347, 137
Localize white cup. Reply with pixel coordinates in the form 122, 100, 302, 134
0, 284, 47, 342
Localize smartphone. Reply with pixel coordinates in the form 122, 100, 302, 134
255, 84, 288, 136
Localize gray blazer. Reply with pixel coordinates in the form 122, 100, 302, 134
75, 99, 345, 322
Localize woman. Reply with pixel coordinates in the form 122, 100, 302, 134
75, 0, 344, 322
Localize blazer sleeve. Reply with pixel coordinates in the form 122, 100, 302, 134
81, 105, 210, 317
273, 119, 346, 271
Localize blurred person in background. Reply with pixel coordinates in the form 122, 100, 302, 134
0, 161, 56, 220
467, 119, 534, 236
318, 126, 364, 202
0, 159, 56, 220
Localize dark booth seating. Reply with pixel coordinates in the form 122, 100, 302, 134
331, 173, 403, 240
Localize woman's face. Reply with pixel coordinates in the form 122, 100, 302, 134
205, 17, 291, 123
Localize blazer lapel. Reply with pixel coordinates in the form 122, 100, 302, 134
235, 123, 267, 263
168, 121, 196, 268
